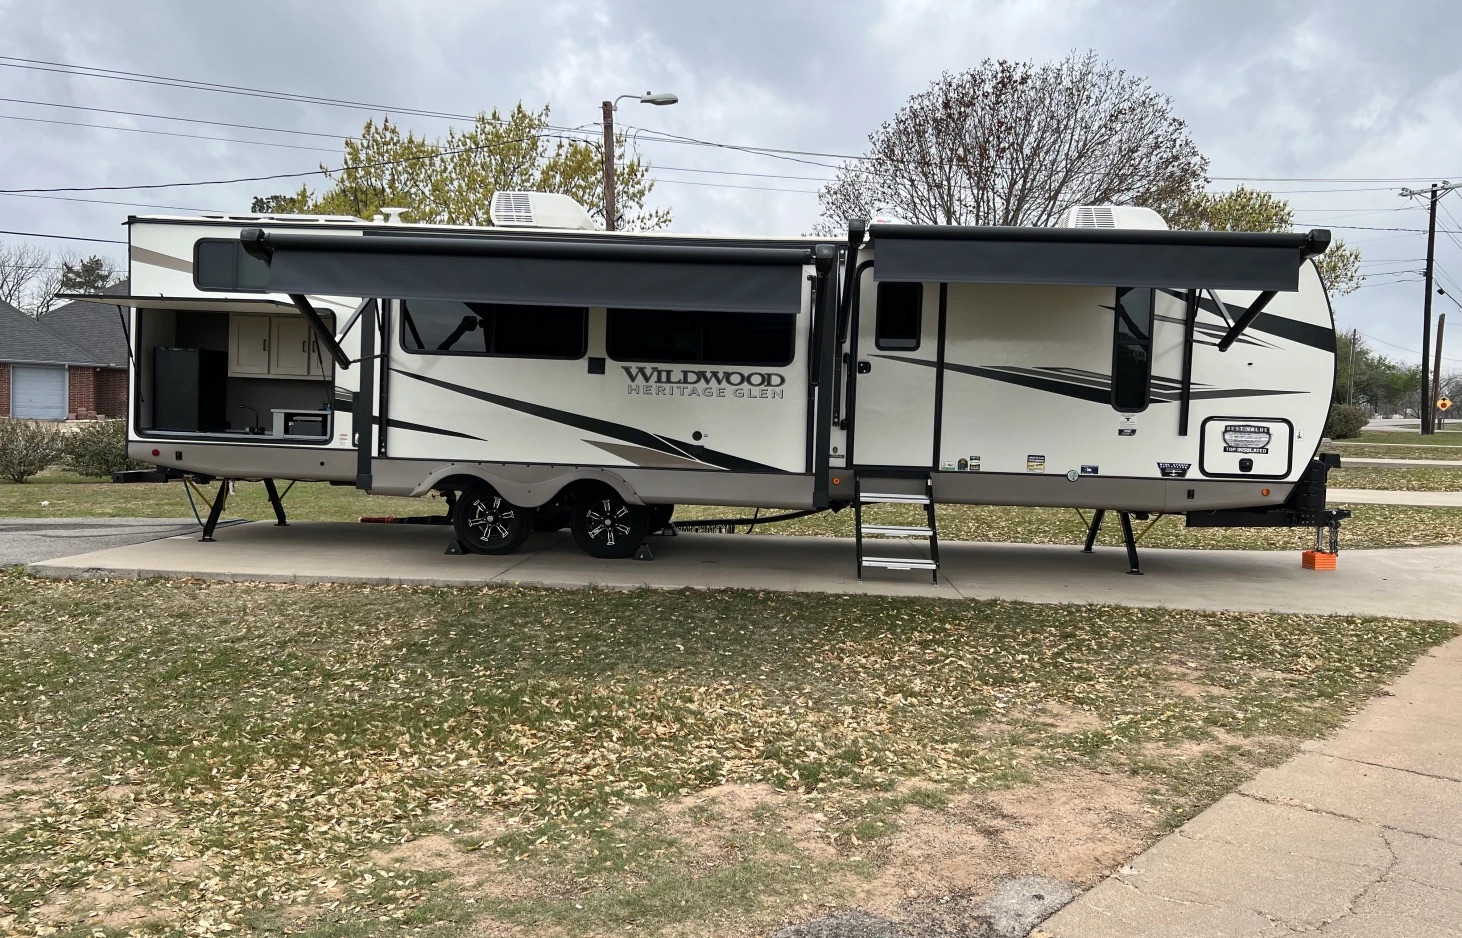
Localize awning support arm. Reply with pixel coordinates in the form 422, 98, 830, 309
288, 294, 351, 370
1206, 288, 1233, 326
1216, 291, 1278, 352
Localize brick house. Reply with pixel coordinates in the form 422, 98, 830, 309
0, 286, 130, 420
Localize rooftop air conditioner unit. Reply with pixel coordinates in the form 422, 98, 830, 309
489, 191, 599, 231
1057, 205, 1169, 231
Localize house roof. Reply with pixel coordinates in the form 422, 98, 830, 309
0, 294, 118, 367
36, 281, 132, 368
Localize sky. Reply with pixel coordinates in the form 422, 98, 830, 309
1, 0, 1460, 372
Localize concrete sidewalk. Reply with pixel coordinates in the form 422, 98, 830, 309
1041, 635, 1462, 938
1330, 488, 1462, 507
26, 521, 1462, 622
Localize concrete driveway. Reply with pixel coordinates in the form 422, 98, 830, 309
25, 520, 1462, 623
0, 518, 202, 566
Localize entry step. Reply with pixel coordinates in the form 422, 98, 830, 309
859, 492, 931, 504
860, 556, 939, 571
860, 524, 933, 537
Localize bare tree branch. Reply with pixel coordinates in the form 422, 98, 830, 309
816, 52, 1209, 235
0, 242, 51, 312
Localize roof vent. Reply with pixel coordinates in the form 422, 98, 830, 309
489, 191, 598, 231
1057, 205, 1168, 231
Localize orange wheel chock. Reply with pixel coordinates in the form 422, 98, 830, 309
1302, 550, 1338, 570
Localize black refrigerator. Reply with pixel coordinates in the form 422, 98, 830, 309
153, 348, 228, 432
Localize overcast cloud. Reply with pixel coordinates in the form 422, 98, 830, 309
2, 0, 1460, 366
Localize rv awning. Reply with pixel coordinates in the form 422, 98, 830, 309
58, 294, 303, 314
241, 230, 813, 315
868, 224, 1331, 292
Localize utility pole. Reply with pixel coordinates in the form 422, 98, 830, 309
597, 91, 677, 231
1421, 183, 1437, 434
1435, 312, 1447, 429
601, 100, 618, 232
1401, 180, 1459, 433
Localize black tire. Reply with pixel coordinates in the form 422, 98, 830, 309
571, 489, 649, 559
648, 503, 675, 533
453, 483, 534, 554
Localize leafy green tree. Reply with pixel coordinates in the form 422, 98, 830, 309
1168, 185, 1364, 297
58, 254, 120, 295
252, 105, 669, 230
1334, 331, 1422, 415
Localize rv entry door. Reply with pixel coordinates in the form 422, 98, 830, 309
852, 279, 939, 469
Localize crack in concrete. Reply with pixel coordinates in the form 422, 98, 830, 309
1312, 749, 1462, 784
1236, 791, 1462, 847
1168, 823, 1386, 873
1308, 828, 1401, 934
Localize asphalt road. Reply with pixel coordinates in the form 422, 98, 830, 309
0, 518, 202, 566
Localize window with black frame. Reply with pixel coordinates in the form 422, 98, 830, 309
399, 299, 587, 359
195, 240, 271, 291
607, 309, 795, 366
874, 281, 922, 350
1111, 287, 1154, 413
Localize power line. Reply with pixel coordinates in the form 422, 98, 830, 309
0, 228, 125, 244
0, 112, 340, 153
652, 178, 820, 194
0, 192, 224, 212
0, 130, 556, 194
1358, 330, 1462, 365
0, 96, 355, 140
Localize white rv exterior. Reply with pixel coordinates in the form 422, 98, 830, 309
107, 195, 1340, 567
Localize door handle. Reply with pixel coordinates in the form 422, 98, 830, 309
857, 360, 871, 374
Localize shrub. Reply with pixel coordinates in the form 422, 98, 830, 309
61, 418, 148, 478
0, 419, 64, 483
1325, 404, 1368, 440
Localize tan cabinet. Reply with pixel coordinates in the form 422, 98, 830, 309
229, 314, 272, 375
229, 313, 333, 379
271, 317, 311, 376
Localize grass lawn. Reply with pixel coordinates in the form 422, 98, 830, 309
5, 475, 1462, 551
1329, 466, 1462, 492
1337, 430, 1462, 446
0, 573, 1453, 936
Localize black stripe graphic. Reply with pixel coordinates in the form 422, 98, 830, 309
382, 417, 487, 441
391, 369, 785, 474
1160, 290, 1334, 353
878, 355, 1307, 405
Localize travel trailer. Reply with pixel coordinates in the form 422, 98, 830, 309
95, 193, 1347, 580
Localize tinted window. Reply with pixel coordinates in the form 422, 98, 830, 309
1111, 288, 1154, 413
400, 300, 586, 359
875, 282, 922, 350
195, 239, 270, 291
607, 310, 795, 366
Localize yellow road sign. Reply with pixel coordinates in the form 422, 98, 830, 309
1440, 397, 1453, 411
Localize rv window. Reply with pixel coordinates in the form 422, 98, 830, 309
606, 310, 795, 366
195, 240, 270, 292
400, 300, 587, 359
1111, 287, 1154, 413
874, 282, 922, 351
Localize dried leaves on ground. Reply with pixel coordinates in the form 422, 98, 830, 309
0, 574, 1452, 936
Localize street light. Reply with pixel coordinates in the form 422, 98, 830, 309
601, 91, 678, 231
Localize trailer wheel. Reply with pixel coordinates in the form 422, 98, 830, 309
571, 490, 649, 559
648, 503, 675, 533
454, 483, 534, 554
